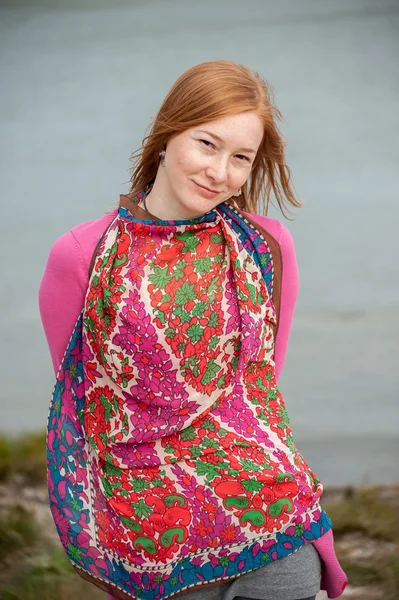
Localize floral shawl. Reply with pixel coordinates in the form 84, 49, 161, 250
47, 194, 331, 600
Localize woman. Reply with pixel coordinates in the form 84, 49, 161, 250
39, 60, 347, 600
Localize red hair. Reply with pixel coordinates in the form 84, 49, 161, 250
129, 60, 301, 216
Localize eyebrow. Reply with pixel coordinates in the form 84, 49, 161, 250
196, 129, 257, 154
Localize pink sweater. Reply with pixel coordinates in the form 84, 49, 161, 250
39, 208, 347, 598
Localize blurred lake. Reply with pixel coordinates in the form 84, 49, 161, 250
0, 0, 398, 486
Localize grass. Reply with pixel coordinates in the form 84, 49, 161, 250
323, 487, 399, 542
1, 547, 105, 600
0, 505, 38, 561
322, 486, 399, 599
0, 432, 47, 484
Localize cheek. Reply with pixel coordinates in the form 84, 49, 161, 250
181, 152, 205, 175
229, 167, 251, 189
171, 143, 201, 178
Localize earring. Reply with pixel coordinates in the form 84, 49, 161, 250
232, 188, 241, 197
159, 149, 166, 166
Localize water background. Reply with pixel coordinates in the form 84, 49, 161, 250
1, 0, 398, 485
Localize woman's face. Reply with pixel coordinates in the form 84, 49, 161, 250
151, 111, 264, 219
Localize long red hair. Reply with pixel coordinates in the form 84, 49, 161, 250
129, 60, 301, 216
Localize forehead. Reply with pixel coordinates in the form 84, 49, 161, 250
193, 112, 264, 145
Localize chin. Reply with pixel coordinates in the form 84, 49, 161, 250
195, 198, 219, 213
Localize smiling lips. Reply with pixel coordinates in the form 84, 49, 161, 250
192, 180, 223, 198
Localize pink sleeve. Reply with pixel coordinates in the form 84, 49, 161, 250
273, 224, 299, 383
38, 230, 89, 374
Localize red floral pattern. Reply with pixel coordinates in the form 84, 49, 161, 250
80, 202, 324, 569
46, 199, 336, 600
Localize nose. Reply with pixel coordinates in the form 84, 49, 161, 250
205, 156, 228, 185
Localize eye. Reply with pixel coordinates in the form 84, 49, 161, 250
236, 154, 250, 162
200, 139, 215, 148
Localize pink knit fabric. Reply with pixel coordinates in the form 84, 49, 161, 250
39, 208, 347, 598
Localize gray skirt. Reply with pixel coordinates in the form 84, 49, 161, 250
173, 542, 321, 600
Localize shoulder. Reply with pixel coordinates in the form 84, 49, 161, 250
242, 211, 296, 259
242, 212, 293, 246
39, 210, 118, 373
48, 210, 117, 272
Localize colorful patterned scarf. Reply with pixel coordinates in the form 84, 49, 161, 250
47, 194, 331, 600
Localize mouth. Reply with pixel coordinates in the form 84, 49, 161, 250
192, 180, 223, 196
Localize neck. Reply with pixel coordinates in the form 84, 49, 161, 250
144, 191, 203, 221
